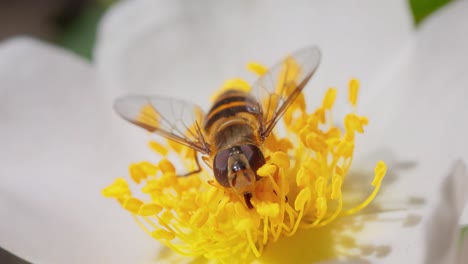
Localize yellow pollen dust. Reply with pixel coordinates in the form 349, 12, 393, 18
103, 63, 387, 263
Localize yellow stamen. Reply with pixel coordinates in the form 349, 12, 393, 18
257, 163, 277, 177
210, 79, 251, 102
138, 203, 162, 216
158, 159, 175, 174
322, 88, 337, 110
104, 59, 387, 263
148, 141, 169, 156
343, 161, 387, 216
348, 78, 360, 107
294, 187, 311, 211
257, 202, 280, 218
270, 151, 290, 168
152, 229, 176, 240
189, 207, 210, 227
102, 177, 131, 200
123, 197, 143, 214
247, 62, 268, 76
129, 164, 146, 184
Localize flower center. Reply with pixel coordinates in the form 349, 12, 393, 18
103, 63, 386, 263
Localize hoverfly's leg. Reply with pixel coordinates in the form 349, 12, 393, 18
180, 150, 202, 177
272, 189, 288, 203
243, 193, 254, 209
207, 180, 221, 188
202, 156, 213, 169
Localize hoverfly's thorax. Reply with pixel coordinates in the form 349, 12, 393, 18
213, 123, 256, 151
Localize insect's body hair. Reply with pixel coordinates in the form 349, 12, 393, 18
204, 90, 262, 153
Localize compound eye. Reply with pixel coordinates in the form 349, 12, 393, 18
213, 149, 230, 188
239, 144, 266, 178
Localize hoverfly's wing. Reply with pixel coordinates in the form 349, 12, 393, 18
114, 95, 211, 154
250, 46, 321, 140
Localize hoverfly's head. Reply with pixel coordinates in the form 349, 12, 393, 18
213, 144, 266, 208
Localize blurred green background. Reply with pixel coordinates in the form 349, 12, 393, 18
0, 0, 454, 61
0, 0, 110, 60
0, 0, 455, 263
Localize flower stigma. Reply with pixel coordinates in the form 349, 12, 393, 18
103, 60, 387, 263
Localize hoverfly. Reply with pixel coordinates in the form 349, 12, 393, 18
114, 46, 321, 209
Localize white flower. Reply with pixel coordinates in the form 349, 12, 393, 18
1, 0, 468, 263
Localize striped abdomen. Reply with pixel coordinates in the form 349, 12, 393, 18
204, 90, 262, 151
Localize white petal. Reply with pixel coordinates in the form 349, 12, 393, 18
346, 2, 468, 261
94, 0, 412, 110
423, 161, 468, 264
260, 161, 467, 263
355, 0, 468, 211
346, 161, 467, 263
0, 38, 156, 264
